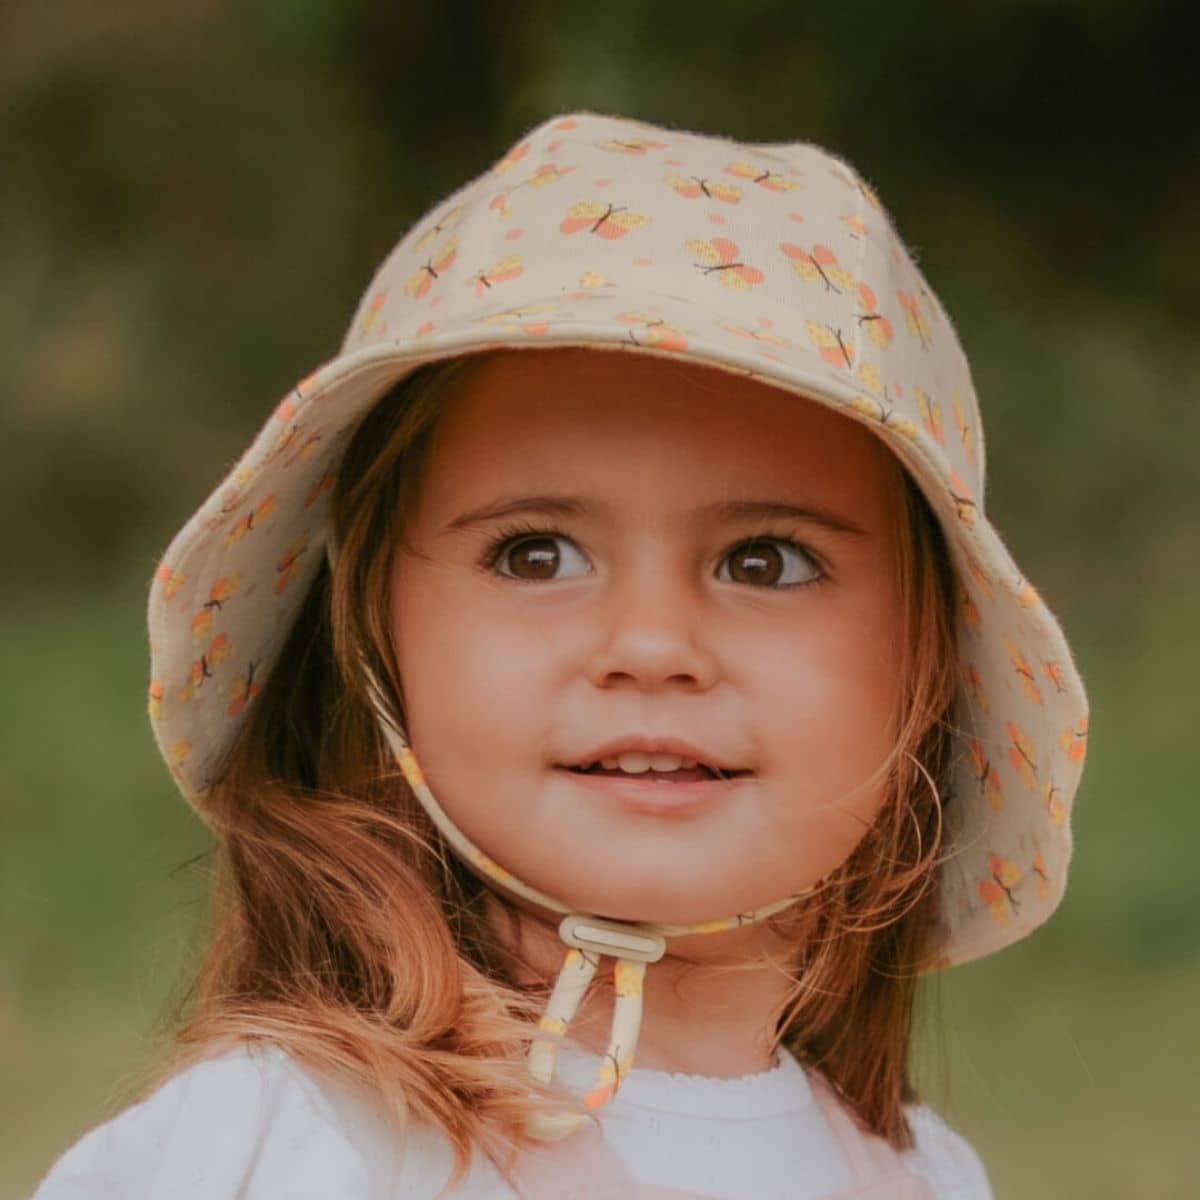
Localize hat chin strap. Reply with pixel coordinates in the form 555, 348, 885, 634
362, 676, 810, 1141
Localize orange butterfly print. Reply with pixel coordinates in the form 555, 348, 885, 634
470, 253, 523, 297
480, 301, 558, 336
1058, 715, 1089, 765
915, 388, 944, 443
947, 467, 977, 525
492, 141, 531, 174
664, 174, 741, 203
969, 739, 1004, 811
413, 205, 464, 252
1032, 849, 1050, 899
957, 582, 981, 627
965, 663, 990, 711
848, 392, 919, 440
965, 553, 995, 598
897, 289, 932, 347
226, 660, 263, 718
951, 389, 973, 460
842, 214, 867, 238
560, 201, 650, 239
1003, 635, 1044, 705
360, 288, 388, 335
1043, 778, 1067, 828
224, 495, 278, 548
1041, 659, 1068, 695
148, 680, 164, 720
805, 321, 854, 369
720, 320, 789, 347
275, 533, 308, 594
979, 853, 1022, 924
854, 283, 893, 347
726, 162, 799, 192
155, 563, 186, 601
191, 575, 242, 640
857, 180, 883, 210
781, 243, 853, 292
405, 237, 458, 300
1007, 720, 1037, 790
180, 633, 232, 703
687, 237, 764, 291
614, 312, 688, 352
305, 471, 335, 508
597, 137, 667, 154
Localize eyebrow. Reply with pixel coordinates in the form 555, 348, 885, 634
443, 494, 872, 539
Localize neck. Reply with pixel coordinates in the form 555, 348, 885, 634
483, 891, 808, 1079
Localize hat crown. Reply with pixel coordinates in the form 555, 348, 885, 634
341, 111, 985, 507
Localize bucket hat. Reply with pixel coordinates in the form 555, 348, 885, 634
147, 110, 1089, 1139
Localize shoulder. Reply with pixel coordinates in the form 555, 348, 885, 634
29, 1041, 383, 1200
902, 1102, 994, 1200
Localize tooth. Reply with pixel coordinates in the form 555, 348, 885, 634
680, 758, 697, 769
601, 756, 620, 769
648, 753, 685, 771
615, 751, 652, 773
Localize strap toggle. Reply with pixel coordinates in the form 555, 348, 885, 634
558, 914, 667, 963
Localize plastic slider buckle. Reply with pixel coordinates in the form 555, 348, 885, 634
558, 914, 667, 963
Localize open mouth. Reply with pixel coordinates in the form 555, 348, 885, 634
562, 763, 753, 782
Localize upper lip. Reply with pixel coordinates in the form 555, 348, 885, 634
558, 735, 753, 774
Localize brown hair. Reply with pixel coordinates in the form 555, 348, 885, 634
145, 348, 960, 1190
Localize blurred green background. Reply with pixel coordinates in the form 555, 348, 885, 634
3, 2, 1197, 1197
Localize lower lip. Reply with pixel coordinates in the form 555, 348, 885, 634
556, 767, 751, 816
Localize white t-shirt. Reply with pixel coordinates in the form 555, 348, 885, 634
29, 1039, 993, 1199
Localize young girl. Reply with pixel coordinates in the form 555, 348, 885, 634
30, 110, 1088, 1199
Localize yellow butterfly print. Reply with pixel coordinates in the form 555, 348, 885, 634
190, 574, 242, 640
665, 174, 741, 203
915, 388, 945, 443
805, 320, 853, 369
179, 633, 232, 703
978, 853, 1022, 925
148, 680, 164, 720
1043, 778, 1067, 829
223, 495, 278, 548
726, 161, 799, 192
897, 289, 932, 347
781, 243, 854, 292
947, 467, 977, 525
966, 664, 990, 712
1003, 635, 1044, 705
470, 253, 523, 297
413, 205, 464, 252
687, 237, 764, 291
154, 563, 186, 601
969, 739, 1004, 811
719, 321, 789, 347
597, 136, 667, 154
1032, 850, 1050, 899
226, 660, 263, 718
615, 312, 688, 352
848, 392, 919, 440
957, 582, 981, 627
1007, 720, 1037, 790
560, 200, 650, 238
275, 533, 308, 594
854, 282, 894, 347
1058, 715, 1089, 765
405, 236, 458, 300
951, 388, 973, 460
492, 140, 531, 174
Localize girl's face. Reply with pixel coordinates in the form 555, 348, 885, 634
389, 348, 906, 925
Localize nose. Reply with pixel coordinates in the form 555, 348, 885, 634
582, 560, 720, 692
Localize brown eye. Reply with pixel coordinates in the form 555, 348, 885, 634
496, 534, 590, 581
719, 538, 821, 588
